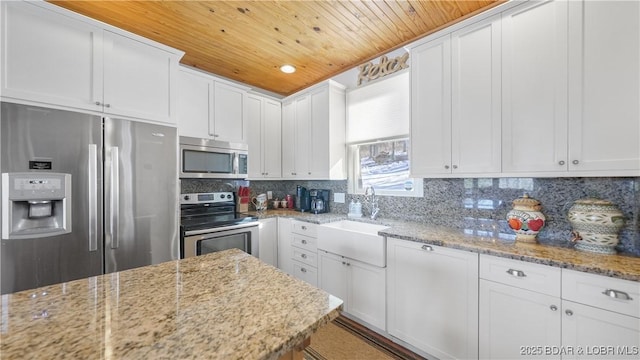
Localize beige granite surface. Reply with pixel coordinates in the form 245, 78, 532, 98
0, 249, 343, 359
253, 210, 640, 282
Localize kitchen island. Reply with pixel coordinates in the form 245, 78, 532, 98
0, 249, 343, 359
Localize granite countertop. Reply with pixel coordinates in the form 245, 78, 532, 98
253, 209, 640, 282
0, 249, 343, 359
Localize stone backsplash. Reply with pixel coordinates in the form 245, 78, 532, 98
181, 177, 640, 256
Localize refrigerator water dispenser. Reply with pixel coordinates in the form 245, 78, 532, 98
1, 172, 72, 239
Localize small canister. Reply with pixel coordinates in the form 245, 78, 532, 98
507, 194, 546, 243
286, 194, 294, 209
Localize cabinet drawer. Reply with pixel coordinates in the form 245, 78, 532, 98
563, 269, 640, 318
292, 261, 318, 287
291, 220, 317, 237
291, 233, 317, 251
292, 247, 317, 267
480, 254, 561, 297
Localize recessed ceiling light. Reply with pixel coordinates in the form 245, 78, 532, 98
280, 64, 296, 74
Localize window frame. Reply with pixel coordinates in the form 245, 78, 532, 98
347, 137, 424, 197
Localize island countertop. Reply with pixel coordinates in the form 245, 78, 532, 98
0, 249, 343, 359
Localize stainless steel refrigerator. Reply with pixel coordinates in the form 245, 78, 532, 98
0, 102, 179, 294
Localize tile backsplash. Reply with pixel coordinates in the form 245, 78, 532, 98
181, 177, 640, 256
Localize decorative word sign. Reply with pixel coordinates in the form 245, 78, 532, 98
357, 52, 409, 86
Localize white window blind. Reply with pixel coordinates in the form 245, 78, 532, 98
346, 71, 410, 143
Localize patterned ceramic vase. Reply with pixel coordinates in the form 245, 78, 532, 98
507, 194, 546, 243
568, 198, 625, 254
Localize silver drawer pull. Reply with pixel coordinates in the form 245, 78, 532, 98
301, 239, 308, 245
300, 268, 307, 273
506, 269, 526, 277
301, 253, 307, 259
565, 309, 573, 316
301, 225, 307, 230
602, 289, 633, 301
550, 305, 558, 311
421, 244, 433, 251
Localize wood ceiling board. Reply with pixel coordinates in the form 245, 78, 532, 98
48, 0, 502, 96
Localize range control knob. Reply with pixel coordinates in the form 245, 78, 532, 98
183, 195, 190, 201
227, 194, 232, 199
220, 194, 225, 199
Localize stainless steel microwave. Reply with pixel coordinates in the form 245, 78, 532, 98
179, 136, 248, 179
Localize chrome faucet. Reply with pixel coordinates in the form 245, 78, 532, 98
364, 185, 380, 220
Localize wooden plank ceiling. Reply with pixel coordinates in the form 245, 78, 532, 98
49, 0, 502, 96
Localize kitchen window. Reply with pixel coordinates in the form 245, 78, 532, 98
348, 138, 423, 197
346, 69, 422, 197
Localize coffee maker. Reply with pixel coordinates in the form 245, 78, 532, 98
295, 185, 311, 212
309, 189, 330, 214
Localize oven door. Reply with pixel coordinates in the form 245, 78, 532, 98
182, 223, 259, 258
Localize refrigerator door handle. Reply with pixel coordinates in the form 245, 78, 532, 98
88, 144, 98, 252
110, 146, 119, 249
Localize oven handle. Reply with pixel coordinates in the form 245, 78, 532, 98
184, 221, 259, 237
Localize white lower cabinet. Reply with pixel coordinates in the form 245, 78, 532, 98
276, 218, 292, 275
257, 218, 277, 267
318, 250, 386, 330
387, 238, 478, 359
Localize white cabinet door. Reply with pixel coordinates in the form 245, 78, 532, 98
276, 218, 292, 275
309, 86, 330, 178
410, 35, 452, 176
281, 101, 296, 178
502, 0, 568, 173
387, 238, 478, 359
263, 99, 282, 178
293, 95, 311, 178
318, 251, 349, 306
562, 300, 640, 360
246, 94, 263, 178
212, 82, 246, 143
103, 31, 176, 124
1, 1, 103, 112
451, 14, 501, 174
479, 280, 561, 360
348, 257, 386, 330
258, 218, 278, 267
177, 68, 213, 138
568, 0, 640, 174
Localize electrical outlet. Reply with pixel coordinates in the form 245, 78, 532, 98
334, 192, 346, 203
267, 191, 273, 199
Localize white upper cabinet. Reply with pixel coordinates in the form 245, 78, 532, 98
103, 31, 177, 123
411, 14, 501, 177
247, 93, 281, 178
1, 1, 182, 124
567, 0, 640, 174
212, 82, 247, 143
281, 81, 346, 180
451, 14, 502, 174
501, 0, 568, 174
176, 66, 249, 142
503, 0, 639, 176
177, 67, 212, 138
410, 35, 452, 176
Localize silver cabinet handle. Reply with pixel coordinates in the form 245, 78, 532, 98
88, 144, 98, 252
565, 309, 573, 316
95, 101, 102, 106
572, 160, 579, 165
301, 253, 307, 259
109, 146, 119, 249
602, 289, 633, 301
559, 160, 565, 165
506, 269, 527, 277
301, 226, 307, 230
444, 165, 450, 169
452, 165, 458, 169
346, 262, 351, 266
104, 103, 111, 108
300, 268, 307, 273
421, 244, 433, 251
550, 305, 558, 311
301, 239, 307, 244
